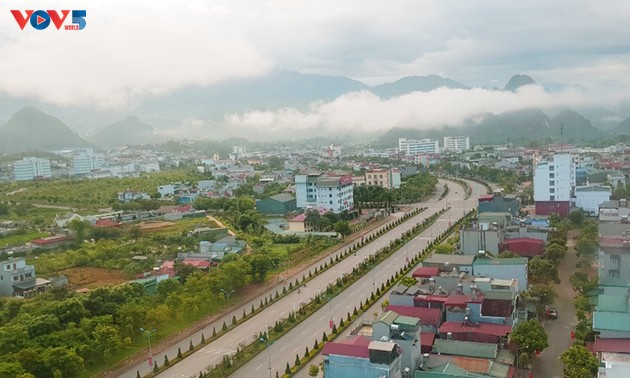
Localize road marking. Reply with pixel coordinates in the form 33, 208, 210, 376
280, 345, 288, 351
255, 364, 263, 370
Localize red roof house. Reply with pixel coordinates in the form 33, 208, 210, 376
321, 335, 371, 358
500, 237, 545, 258
412, 267, 440, 279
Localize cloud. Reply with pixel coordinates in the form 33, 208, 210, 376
0, 0, 273, 108
219, 84, 627, 140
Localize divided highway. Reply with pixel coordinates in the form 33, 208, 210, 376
119, 179, 484, 378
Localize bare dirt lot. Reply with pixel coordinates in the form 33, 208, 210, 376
62, 267, 128, 289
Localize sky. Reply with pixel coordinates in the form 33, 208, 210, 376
1, 1, 630, 137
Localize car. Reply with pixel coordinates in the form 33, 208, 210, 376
547, 308, 558, 319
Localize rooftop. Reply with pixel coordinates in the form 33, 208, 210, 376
594, 311, 630, 332
439, 321, 512, 338
592, 338, 630, 353
433, 339, 498, 359
385, 305, 442, 326
322, 335, 371, 358
473, 257, 528, 266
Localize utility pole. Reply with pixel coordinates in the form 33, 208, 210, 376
139, 327, 157, 368
221, 288, 235, 310
259, 337, 273, 378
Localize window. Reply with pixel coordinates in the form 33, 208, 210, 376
611, 254, 621, 266
609, 269, 620, 278
549, 165, 555, 171
549, 173, 555, 178
550, 188, 555, 193
549, 181, 555, 186
550, 195, 555, 201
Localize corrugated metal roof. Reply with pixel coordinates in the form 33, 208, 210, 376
385, 305, 442, 326
378, 311, 399, 325
394, 315, 420, 327
433, 339, 498, 359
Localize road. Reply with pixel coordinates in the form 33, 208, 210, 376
230, 179, 486, 378
118, 179, 447, 378
531, 233, 578, 378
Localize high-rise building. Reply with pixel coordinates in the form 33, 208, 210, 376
72, 149, 104, 175
533, 154, 575, 217
13, 157, 52, 181
398, 138, 439, 155
295, 173, 354, 213
443, 136, 470, 151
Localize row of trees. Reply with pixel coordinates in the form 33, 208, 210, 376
353, 172, 438, 208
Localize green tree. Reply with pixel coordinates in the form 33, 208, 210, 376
543, 242, 567, 264
334, 221, 352, 238
92, 324, 120, 358
510, 319, 548, 357
308, 364, 319, 377
528, 256, 558, 283
41, 347, 85, 378
400, 276, 417, 287
568, 209, 585, 225
570, 272, 598, 295
561, 344, 598, 378
68, 219, 91, 243
526, 284, 557, 309
433, 244, 453, 254
0, 362, 26, 378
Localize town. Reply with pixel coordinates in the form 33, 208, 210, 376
0, 135, 625, 378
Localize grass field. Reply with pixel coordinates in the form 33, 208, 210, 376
0, 231, 47, 246
62, 267, 129, 289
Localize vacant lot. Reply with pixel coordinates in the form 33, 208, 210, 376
62, 267, 128, 289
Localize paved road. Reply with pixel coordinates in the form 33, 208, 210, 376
532, 234, 578, 378
231, 180, 487, 378
119, 179, 450, 378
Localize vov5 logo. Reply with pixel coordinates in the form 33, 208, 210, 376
11, 10, 86, 30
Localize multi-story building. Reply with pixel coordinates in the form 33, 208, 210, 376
72, 149, 104, 175
398, 138, 439, 155
322, 336, 403, 378
0, 258, 50, 297
365, 168, 401, 189
443, 136, 470, 152
573, 185, 612, 216
533, 154, 575, 217
13, 157, 52, 181
295, 173, 354, 213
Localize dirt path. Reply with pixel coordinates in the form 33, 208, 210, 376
532, 230, 580, 378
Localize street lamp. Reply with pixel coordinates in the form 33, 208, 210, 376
259, 337, 273, 378
220, 288, 235, 310
139, 327, 157, 368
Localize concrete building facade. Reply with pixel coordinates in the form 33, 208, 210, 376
399, 138, 440, 155
534, 154, 575, 217
13, 157, 52, 181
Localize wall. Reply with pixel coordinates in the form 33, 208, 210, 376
324, 355, 402, 378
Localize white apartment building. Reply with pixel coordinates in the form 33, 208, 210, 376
533, 154, 575, 217
295, 173, 354, 213
443, 136, 470, 151
13, 157, 52, 181
398, 138, 439, 155
72, 149, 104, 175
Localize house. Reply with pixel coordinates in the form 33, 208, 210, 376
118, 190, 150, 202
473, 257, 528, 292
255, 193, 297, 215
459, 226, 504, 256
421, 254, 474, 274
478, 192, 520, 217
54, 212, 85, 228
322, 336, 403, 378
295, 173, 354, 213
573, 185, 612, 216
0, 257, 51, 297
385, 305, 443, 335
499, 238, 545, 258
31, 235, 75, 250
599, 199, 630, 222
373, 311, 423, 372
288, 208, 328, 232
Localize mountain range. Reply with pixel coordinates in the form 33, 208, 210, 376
0, 71, 629, 152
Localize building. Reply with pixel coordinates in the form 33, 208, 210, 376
573, 185, 612, 216
533, 154, 575, 217
72, 149, 104, 175
13, 157, 52, 181
600, 199, 630, 222
118, 190, 151, 202
0, 258, 51, 297
373, 311, 423, 372
295, 173, 354, 213
365, 168, 402, 189
443, 136, 470, 152
255, 193, 297, 215
477, 192, 520, 217
473, 257, 528, 292
399, 138, 440, 155
322, 336, 404, 378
